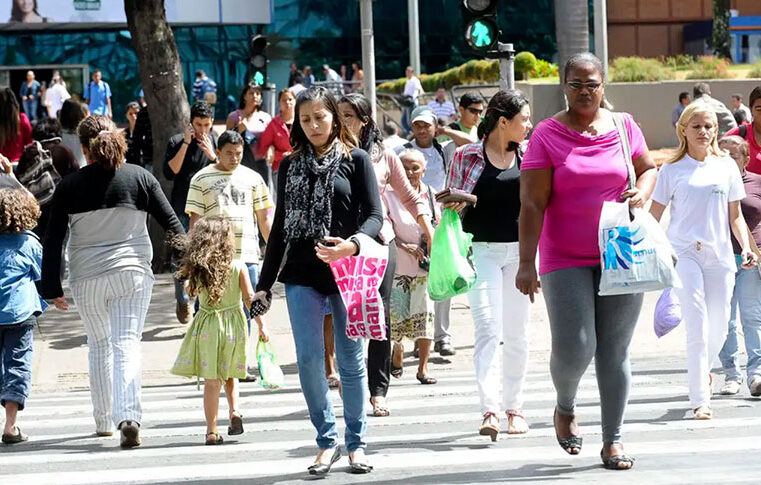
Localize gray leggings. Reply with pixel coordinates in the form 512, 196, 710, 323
541, 265, 643, 443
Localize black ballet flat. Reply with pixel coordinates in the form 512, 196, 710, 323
307, 446, 342, 476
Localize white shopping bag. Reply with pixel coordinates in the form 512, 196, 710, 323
598, 201, 680, 295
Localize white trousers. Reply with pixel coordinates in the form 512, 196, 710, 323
71, 270, 154, 432
673, 245, 735, 409
467, 242, 531, 413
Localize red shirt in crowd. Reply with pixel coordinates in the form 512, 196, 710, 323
256, 115, 292, 172
725, 123, 761, 174
0, 113, 33, 162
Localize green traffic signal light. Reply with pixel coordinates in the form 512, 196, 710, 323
465, 17, 498, 51
253, 71, 264, 85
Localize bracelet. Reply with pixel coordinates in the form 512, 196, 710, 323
349, 236, 361, 256
183, 140, 190, 145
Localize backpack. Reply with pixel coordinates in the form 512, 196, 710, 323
16, 140, 61, 207
739, 124, 748, 139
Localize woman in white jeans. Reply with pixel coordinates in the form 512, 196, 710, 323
445, 90, 533, 440
40, 116, 184, 447
650, 103, 758, 420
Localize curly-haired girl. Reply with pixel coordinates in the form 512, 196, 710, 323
0, 188, 44, 445
171, 215, 268, 445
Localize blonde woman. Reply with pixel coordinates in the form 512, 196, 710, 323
650, 103, 758, 420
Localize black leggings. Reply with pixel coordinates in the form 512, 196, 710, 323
367, 240, 397, 398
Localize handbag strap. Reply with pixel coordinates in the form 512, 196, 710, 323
613, 112, 636, 191
426, 184, 436, 226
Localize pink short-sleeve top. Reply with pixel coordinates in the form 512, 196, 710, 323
521, 113, 648, 275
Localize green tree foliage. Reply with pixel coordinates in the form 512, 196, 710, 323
712, 0, 732, 59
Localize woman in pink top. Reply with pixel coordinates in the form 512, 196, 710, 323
384, 149, 439, 385
0, 88, 33, 163
517, 53, 657, 470
723, 86, 761, 174
338, 93, 434, 417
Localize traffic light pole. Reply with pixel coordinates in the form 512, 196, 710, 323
496, 42, 515, 91
360, 0, 377, 121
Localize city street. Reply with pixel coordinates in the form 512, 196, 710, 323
3, 275, 759, 484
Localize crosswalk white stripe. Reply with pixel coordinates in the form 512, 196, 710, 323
27, 370, 664, 402
19, 375, 675, 418
1, 415, 759, 468
8, 393, 751, 436
4, 435, 760, 485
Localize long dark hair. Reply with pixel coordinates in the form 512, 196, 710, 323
339, 92, 382, 153
290, 86, 357, 157
10, 0, 40, 22
237, 83, 262, 111
0, 88, 20, 149
477, 89, 529, 152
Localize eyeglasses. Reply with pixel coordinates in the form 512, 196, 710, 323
566, 81, 602, 92
466, 107, 484, 115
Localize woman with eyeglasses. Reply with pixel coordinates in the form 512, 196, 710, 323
516, 53, 657, 470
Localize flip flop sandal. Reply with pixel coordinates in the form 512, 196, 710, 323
600, 450, 635, 470
391, 366, 403, 378
205, 431, 224, 445
693, 406, 712, 420
479, 412, 500, 442
308, 446, 342, 476
228, 412, 244, 435
369, 398, 390, 417
554, 409, 582, 454
2, 427, 28, 444
416, 375, 437, 385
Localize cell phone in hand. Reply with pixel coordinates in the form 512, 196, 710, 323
318, 239, 337, 247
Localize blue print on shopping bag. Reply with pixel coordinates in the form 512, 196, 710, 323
603, 226, 644, 270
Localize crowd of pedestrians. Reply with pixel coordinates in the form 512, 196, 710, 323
0, 52, 760, 479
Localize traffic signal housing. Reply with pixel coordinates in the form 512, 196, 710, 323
462, 0, 500, 54
249, 34, 268, 85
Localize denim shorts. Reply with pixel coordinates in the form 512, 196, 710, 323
0, 315, 36, 410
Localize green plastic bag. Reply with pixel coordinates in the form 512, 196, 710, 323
427, 208, 476, 301
256, 339, 284, 391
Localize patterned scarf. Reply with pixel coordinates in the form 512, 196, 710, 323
284, 140, 344, 241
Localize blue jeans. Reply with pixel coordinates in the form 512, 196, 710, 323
719, 258, 761, 384
23, 99, 38, 121
173, 213, 191, 305
0, 316, 35, 411
243, 262, 259, 331
285, 284, 367, 452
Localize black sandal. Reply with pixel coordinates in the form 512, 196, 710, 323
205, 431, 224, 445
228, 412, 244, 436
600, 449, 635, 470
391, 366, 403, 378
416, 374, 437, 385
1, 427, 28, 445
554, 409, 582, 455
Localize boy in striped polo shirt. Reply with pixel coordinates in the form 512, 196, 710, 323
186, 130, 274, 379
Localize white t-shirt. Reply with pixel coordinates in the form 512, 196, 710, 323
45, 83, 71, 118
652, 153, 746, 267
403, 76, 423, 99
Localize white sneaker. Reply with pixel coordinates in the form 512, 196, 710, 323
719, 380, 742, 395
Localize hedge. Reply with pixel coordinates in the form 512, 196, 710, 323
610, 57, 675, 82
377, 55, 556, 93
686, 56, 731, 80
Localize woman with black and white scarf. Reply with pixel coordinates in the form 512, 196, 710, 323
255, 87, 382, 476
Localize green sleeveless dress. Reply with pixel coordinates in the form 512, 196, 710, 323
171, 260, 248, 380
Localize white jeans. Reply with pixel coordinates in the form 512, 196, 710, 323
673, 244, 735, 409
467, 242, 530, 414
71, 270, 154, 432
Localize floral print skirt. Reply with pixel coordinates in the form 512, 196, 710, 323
390, 275, 434, 342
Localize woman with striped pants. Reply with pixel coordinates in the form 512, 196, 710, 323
40, 115, 184, 448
